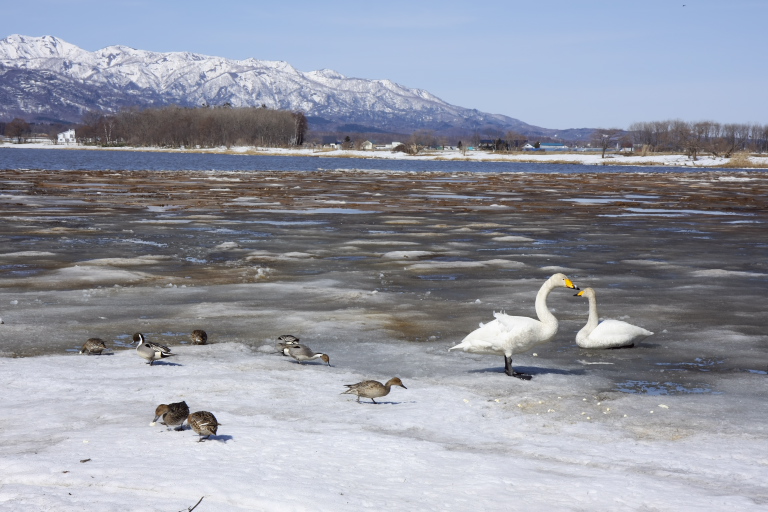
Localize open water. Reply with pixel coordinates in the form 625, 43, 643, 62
1, 146, 691, 174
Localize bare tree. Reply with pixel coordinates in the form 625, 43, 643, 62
591, 128, 622, 158
505, 131, 527, 151
292, 111, 308, 146
6, 118, 31, 143
111, 106, 305, 148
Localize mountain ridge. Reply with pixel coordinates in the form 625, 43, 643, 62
0, 34, 593, 139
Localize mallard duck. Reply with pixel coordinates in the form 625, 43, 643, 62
342, 378, 407, 404
79, 338, 108, 355
187, 411, 220, 442
449, 273, 579, 380
286, 343, 330, 366
132, 333, 174, 365
151, 401, 190, 431
575, 287, 653, 349
191, 330, 208, 345
275, 334, 300, 355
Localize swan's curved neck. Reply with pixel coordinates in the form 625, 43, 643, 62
584, 295, 600, 333
534, 278, 558, 327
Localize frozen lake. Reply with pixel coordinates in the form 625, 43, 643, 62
1, 162, 767, 509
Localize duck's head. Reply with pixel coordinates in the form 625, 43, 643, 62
551, 273, 579, 290
132, 332, 144, 344
152, 404, 170, 423
387, 377, 407, 389
575, 287, 595, 298
320, 353, 331, 366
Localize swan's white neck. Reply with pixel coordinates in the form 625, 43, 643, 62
534, 277, 559, 329
576, 294, 600, 343
584, 295, 600, 333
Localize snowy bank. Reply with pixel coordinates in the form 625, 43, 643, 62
2, 140, 767, 168
1, 343, 766, 511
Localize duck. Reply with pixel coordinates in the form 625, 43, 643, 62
342, 378, 407, 404
187, 411, 220, 442
151, 401, 190, 431
574, 287, 653, 349
132, 333, 174, 365
449, 273, 579, 380
286, 343, 330, 366
191, 330, 208, 345
275, 334, 300, 355
79, 337, 108, 355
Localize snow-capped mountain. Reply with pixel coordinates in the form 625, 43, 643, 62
0, 34, 583, 137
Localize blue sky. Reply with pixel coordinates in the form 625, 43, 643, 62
2, 0, 766, 130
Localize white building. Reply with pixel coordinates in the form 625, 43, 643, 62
57, 129, 76, 144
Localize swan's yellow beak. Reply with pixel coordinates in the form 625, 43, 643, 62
575, 289, 585, 297
565, 278, 579, 290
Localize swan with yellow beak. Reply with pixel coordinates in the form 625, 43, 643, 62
450, 273, 579, 379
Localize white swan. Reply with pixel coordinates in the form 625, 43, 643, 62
575, 287, 653, 349
449, 273, 579, 379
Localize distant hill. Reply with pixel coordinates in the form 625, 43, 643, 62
0, 34, 594, 139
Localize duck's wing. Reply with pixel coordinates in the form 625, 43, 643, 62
342, 380, 376, 392
287, 344, 313, 357
145, 341, 172, 354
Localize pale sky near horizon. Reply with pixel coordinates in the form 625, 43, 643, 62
2, 0, 765, 130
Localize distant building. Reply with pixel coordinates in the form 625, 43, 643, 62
360, 140, 374, 150
321, 135, 342, 148
539, 142, 568, 151
479, 139, 511, 151
57, 129, 76, 144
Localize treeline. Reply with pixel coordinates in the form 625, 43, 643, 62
83, 106, 308, 148
628, 120, 768, 158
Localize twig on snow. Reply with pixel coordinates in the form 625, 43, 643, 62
179, 496, 204, 512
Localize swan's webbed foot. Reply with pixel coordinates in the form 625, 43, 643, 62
503, 355, 530, 379
504, 355, 532, 379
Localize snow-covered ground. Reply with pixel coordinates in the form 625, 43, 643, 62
2, 340, 766, 511
2, 139, 767, 168
1, 166, 767, 510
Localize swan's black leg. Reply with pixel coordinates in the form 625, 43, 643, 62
504, 355, 513, 376
505, 355, 532, 380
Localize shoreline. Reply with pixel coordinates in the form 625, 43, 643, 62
3, 140, 767, 169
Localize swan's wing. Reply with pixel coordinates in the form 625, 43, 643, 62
591, 319, 653, 345
450, 315, 542, 354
